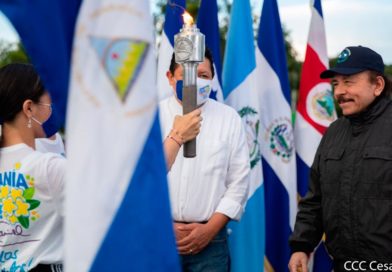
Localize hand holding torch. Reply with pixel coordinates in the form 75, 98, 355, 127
174, 12, 205, 158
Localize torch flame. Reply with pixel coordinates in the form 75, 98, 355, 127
182, 11, 194, 27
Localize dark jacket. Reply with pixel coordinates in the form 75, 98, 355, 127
290, 97, 392, 262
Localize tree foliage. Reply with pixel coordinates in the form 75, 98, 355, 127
2, 1, 390, 106
0, 40, 29, 68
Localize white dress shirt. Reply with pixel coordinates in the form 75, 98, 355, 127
159, 96, 250, 222
35, 132, 65, 156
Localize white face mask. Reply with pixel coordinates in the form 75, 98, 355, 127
196, 77, 212, 106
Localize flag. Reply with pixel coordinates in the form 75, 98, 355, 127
2, 0, 180, 271
295, 0, 335, 270
222, 0, 264, 271
157, 0, 185, 101
256, 0, 297, 270
197, 0, 223, 102
65, 1, 180, 271
0, 0, 81, 130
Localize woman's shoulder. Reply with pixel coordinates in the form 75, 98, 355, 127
19, 150, 65, 175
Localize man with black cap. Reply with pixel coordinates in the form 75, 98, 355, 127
288, 46, 392, 272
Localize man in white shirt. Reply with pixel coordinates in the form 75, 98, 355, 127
159, 49, 250, 271
35, 133, 65, 156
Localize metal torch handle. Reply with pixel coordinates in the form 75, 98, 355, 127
182, 84, 197, 158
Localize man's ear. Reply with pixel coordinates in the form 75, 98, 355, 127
166, 71, 175, 87
374, 76, 385, 97
22, 100, 34, 118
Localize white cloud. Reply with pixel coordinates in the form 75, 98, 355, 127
280, 3, 311, 61
323, 0, 392, 63
276, 0, 392, 63
0, 12, 19, 42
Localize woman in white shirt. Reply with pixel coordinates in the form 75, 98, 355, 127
0, 63, 65, 272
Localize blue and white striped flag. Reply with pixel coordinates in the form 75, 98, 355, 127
223, 0, 265, 271
66, 1, 179, 271
256, 0, 297, 270
295, 0, 335, 270
157, 0, 185, 101
0, 0, 81, 130
197, 0, 223, 102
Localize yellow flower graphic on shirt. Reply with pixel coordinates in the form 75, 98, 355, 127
0, 186, 9, 198
0, 162, 41, 229
15, 198, 29, 216
11, 188, 23, 200
9, 215, 18, 224
3, 197, 16, 215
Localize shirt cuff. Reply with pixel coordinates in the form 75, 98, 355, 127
215, 197, 244, 221
289, 241, 314, 255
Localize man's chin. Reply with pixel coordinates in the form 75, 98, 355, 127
342, 108, 362, 117
341, 108, 354, 116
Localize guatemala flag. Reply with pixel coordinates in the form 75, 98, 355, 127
197, 0, 223, 102
295, 0, 335, 270
157, 0, 185, 101
222, 0, 265, 271
256, 0, 297, 271
66, 1, 180, 271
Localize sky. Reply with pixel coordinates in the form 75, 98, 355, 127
1, 0, 391, 63
275, 0, 392, 64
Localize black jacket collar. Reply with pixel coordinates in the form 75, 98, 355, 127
347, 96, 391, 135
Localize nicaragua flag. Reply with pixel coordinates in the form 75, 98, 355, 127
66, 1, 179, 271
256, 0, 297, 271
295, 0, 335, 270
157, 0, 185, 101
222, 0, 265, 271
197, 0, 223, 102
0, 0, 81, 131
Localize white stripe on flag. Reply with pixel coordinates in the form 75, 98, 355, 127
255, 48, 297, 228
66, 2, 157, 270
225, 68, 263, 198
157, 33, 175, 101
212, 63, 224, 102
308, 7, 328, 67
295, 112, 323, 166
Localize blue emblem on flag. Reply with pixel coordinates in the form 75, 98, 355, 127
90, 37, 149, 102
238, 106, 261, 169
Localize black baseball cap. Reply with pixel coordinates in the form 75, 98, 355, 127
320, 46, 384, 79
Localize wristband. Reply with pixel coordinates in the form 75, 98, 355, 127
166, 128, 184, 147
170, 128, 184, 142
168, 135, 182, 147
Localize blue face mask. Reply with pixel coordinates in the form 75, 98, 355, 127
175, 78, 212, 106
175, 80, 184, 101
42, 106, 60, 138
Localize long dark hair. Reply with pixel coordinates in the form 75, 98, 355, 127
0, 63, 45, 123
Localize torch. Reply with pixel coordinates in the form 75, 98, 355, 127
174, 11, 205, 158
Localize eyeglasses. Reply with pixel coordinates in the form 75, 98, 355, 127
37, 102, 52, 112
